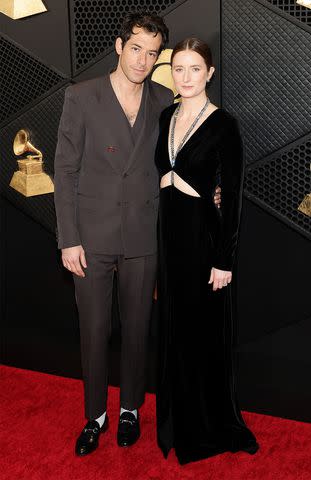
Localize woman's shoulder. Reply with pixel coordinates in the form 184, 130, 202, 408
210, 107, 239, 126
215, 107, 240, 131
209, 108, 241, 140
159, 102, 178, 122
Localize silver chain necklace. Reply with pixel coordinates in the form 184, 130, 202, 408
169, 98, 210, 168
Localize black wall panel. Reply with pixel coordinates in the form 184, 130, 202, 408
0, 86, 70, 233
222, 0, 311, 165
222, 0, 311, 420
245, 132, 311, 238
0, 34, 67, 128
238, 315, 311, 422
237, 199, 311, 344
0, 197, 79, 377
0, 0, 72, 75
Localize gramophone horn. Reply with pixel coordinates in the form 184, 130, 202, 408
13, 129, 42, 158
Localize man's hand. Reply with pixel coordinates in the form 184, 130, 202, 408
214, 186, 221, 208
208, 267, 232, 292
61, 245, 87, 277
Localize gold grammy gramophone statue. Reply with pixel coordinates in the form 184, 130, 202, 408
152, 49, 178, 99
298, 193, 311, 217
9, 129, 54, 197
297, 163, 311, 218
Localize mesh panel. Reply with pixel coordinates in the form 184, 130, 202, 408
245, 134, 311, 237
0, 35, 66, 127
223, 0, 311, 239
0, 86, 70, 234
267, 0, 311, 25
222, 0, 311, 164
70, 0, 177, 73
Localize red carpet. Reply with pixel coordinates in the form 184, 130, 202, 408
1, 365, 311, 480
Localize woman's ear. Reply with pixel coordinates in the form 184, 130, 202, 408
207, 66, 215, 82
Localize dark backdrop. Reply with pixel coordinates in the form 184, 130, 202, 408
1, 0, 310, 421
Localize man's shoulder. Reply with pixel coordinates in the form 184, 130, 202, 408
66, 76, 105, 99
148, 79, 174, 108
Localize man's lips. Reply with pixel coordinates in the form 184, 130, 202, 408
133, 68, 146, 73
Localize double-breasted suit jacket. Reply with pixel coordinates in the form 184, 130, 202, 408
54, 74, 173, 257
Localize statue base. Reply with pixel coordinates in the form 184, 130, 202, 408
10, 170, 54, 197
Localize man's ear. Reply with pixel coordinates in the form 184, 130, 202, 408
115, 37, 123, 55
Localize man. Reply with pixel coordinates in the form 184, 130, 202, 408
54, 11, 220, 456
54, 12, 172, 456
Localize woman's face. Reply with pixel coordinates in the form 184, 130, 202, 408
171, 49, 214, 99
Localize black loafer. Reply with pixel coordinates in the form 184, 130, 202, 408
117, 411, 140, 447
75, 416, 109, 456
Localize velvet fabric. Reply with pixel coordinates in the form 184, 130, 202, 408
155, 105, 258, 465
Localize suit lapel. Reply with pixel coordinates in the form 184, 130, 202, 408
123, 79, 159, 174
98, 74, 134, 174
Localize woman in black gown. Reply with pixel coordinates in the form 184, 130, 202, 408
155, 38, 259, 465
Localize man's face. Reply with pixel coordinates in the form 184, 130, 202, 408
116, 26, 162, 84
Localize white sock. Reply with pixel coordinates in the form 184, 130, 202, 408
95, 411, 106, 428
120, 407, 137, 419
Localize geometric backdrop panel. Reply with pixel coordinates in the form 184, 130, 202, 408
0, 86, 70, 234
70, 0, 182, 74
245, 133, 311, 239
0, 34, 66, 128
222, 0, 311, 164
267, 0, 311, 26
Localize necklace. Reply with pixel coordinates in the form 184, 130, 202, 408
169, 98, 210, 168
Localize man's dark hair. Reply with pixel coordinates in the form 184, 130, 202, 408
119, 11, 169, 52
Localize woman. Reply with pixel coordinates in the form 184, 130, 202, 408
155, 38, 259, 465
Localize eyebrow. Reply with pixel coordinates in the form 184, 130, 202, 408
131, 42, 158, 54
173, 64, 202, 68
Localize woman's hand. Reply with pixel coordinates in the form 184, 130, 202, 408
214, 186, 221, 209
208, 267, 232, 291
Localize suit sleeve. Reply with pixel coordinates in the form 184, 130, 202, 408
159, 86, 174, 110
166, 89, 174, 107
213, 117, 244, 271
54, 86, 85, 249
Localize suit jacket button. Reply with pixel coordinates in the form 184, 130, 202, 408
123, 173, 128, 178
146, 200, 150, 205
117, 201, 121, 206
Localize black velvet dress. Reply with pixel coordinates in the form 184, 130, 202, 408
155, 104, 258, 465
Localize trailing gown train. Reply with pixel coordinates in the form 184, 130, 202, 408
155, 104, 258, 465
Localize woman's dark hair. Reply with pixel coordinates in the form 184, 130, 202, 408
171, 37, 214, 69
119, 11, 169, 52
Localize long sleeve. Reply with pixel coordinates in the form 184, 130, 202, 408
213, 117, 244, 271
54, 86, 85, 249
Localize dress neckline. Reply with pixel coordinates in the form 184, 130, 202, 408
167, 105, 221, 164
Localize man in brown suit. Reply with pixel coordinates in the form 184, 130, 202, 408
54, 12, 173, 455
